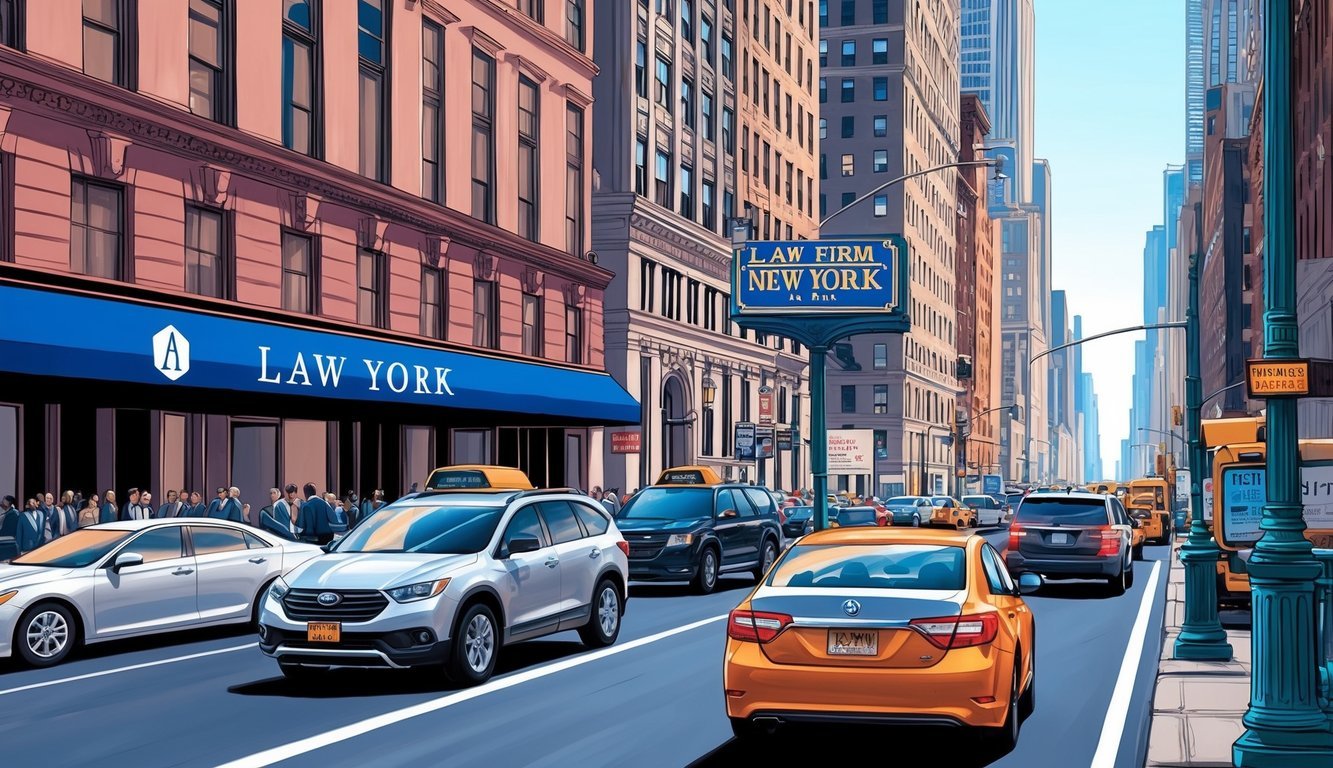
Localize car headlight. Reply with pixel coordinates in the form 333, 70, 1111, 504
269, 577, 289, 600
0, 590, 17, 606
666, 533, 694, 547
386, 579, 450, 603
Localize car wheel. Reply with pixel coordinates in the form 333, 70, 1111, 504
753, 538, 778, 582
693, 547, 720, 595
1108, 565, 1128, 596
983, 657, 1022, 750
911, 514, 921, 528
578, 579, 622, 648
279, 662, 329, 682
1126, 561, 1136, 588
16, 602, 76, 667
446, 602, 499, 686
1019, 643, 1036, 719
1132, 542, 1144, 561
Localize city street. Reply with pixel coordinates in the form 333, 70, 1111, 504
0, 529, 1171, 768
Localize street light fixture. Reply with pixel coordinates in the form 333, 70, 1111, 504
701, 377, 717, 407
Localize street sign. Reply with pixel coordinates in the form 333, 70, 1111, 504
755, 425, 775, 458
758, 392, 774, 423
776, 428, 793, 450
1247, 358, 1311, 397
610, 431, 640, 454
827, 429, 874, 473
982, 474, 1003, 495
734, 422, 756, 461
732, 238, 905, 315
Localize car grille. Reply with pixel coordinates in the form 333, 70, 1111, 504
625, 534, 667, 560
282, 589, 389, 623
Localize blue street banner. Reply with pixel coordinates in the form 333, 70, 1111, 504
0, 283, 640, 424
731, 237, 906, 315
982, 474, 1003, 496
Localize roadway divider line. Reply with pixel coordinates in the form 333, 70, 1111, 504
213, 614, 728, 768
0, 642, 258, 697
1089, 560, 1164, 768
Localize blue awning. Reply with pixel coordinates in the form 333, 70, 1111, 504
0, 283, 640, 425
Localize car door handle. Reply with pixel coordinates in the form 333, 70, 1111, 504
172, 568, 194, 576
248, 557, 267, 564
589, 548, 601, 559
544, 557, 559, 568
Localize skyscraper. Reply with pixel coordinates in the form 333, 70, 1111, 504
1186, 0, 1206, 184
961, 0, 1035, 209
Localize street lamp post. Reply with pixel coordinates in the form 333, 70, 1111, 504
1173, 249, 1232, 661
1234, 0, 1333, 761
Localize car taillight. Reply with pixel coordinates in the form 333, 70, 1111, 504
909, 613, 1000, 649
727, 609, 793, 643
1008, 523, 1025, 550
1096, 525, 1122, 556
616, 540, 630, 557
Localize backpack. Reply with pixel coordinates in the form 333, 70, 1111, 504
325, 502, 349, 533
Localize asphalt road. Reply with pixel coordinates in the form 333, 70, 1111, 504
0, 528, 1170, 768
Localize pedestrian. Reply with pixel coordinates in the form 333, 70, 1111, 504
206, 487, 227, 518
283, 484, 300, 524
186, 490, 204, 516
120, 488, 141, 521
600, 490, 616, 515
219, 486, 245, 523
40, 492, 62, 539
133, 491, 153, 520
260, 487, 294, 540
591, 485, 603, 501
100, 490, 118, 524
360, 490, 385, 523
297, 483, 336, 545
17, 497, 49, 554
156, 489, 179, 518
0, 495, 18, 538
78, 495, 100, 529
59, 491, 78, 534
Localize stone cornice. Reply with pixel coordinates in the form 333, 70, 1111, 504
627, 210, 731, 281
0, 51, 613, 290
476, 0, 599, 79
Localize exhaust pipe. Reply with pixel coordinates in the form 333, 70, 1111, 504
752, 716, 783, 733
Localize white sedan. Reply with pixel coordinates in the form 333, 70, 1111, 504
0, 519, 321, 667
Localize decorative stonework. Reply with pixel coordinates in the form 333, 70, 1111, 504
522, 267, 544, 294
473, 251, 498, 280
505, 52, 550, 83
358, 215, 389, 252
420, 0, 460, 24
424, 236, 450, 268
563, 281, 586, 305
628, 212, 730, 280
188, 164, 231, 207
86, 130, 131, 178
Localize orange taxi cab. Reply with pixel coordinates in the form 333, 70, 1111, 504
1127, 493, 1162, 545
723, 527, 1040, 748
928, 496, 977, 529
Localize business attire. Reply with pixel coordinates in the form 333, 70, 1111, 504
99, 502, 118, 525
156, 500, 183, 518
218, 497, 245, 523
297, 495, 334, 544
60, 504, 78, 534
260, 506, 295, 540
40, 505, 62, 539
16, 510, 48, 554
78, 507, 99, 529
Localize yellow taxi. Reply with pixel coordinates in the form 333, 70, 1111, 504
724, 527, 1040, 749
1127, 493, 1164, 544
421, 464, 535, 492
928, 496, 977, 529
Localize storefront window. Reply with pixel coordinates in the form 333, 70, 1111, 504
231, 422, 278, 522
0, 403, 17, 500
453, 429, 491, 464
161, 413, 187, 500
283, 420, 327, 492
403, 426, 433, 493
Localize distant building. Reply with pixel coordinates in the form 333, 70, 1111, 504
1186, 0, 1206, 184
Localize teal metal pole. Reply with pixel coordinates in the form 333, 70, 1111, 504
1173, 249, 1232, 660
1234, 0, 1333, 762
811, 346, 830, 531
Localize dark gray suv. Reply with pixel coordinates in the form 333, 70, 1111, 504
1004, 492, 1137, 595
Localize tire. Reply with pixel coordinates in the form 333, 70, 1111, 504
578, 579, 622, 648
15, 602, 77, 667
446, 602, 499, 686
279, 662, 328, 682
1132, 542, 1144, 561
692, 546, 720, 594
1125, 561, 1136, 588
911, 514, 921, 528
982, 657, 1022, 750
753, 538, 778, 582
1108, 565, 1127, 596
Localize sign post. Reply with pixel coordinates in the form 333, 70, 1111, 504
731, 237, 910, 531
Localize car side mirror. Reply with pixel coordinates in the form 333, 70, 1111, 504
112, 552, 144, 573
718, 509, 738, 519
1016, 572, 1043, 595
506, 536, 542, 556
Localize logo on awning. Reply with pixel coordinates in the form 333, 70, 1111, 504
152, 325, 190, 382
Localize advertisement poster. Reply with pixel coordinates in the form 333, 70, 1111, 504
827, 429, 874, 473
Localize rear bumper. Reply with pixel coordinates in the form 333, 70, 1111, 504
744, 710, 966, 728
1004, 551, 1121, 579
723, 640, 1011, 728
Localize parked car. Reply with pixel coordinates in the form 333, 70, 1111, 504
929, 497, 978, 529
962, 495, 1007, 526
782, 506, 814, 539
828, 506, 883, 528
882, 496, 933, 526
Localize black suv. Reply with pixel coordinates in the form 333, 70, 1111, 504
1004, 492, 1138, 595
614, 482, 783, 594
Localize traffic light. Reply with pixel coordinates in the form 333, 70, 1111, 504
1172, 405, 1183, 427
1008, 405, 1020, 421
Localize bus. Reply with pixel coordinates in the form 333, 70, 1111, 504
1127, 476, 1176, 544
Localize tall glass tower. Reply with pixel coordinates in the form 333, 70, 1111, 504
1186, 0, 1205, 184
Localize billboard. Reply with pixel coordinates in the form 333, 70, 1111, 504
610, 431, 641, 454
734, 422, 756, 461
827, 429, 875, 474
732, 238, 905, 315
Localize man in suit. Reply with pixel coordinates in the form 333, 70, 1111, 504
156, 490, 179, 518
184, 490, 203, 516
221, 486, 245, 523
16, 498, 49, 554
59, 491, 78, 534
134, 492, 154, 520
260, 487, 295, 540
205, 487, 227, 518
296, 483, 334, 544
360, 490, 385, 523
100, 490, 118, 524
120, 488, 140, 521
39, 492, 62, 540
0, 496, 20, 559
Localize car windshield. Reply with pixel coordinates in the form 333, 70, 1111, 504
836, 508, 877, 526
963, 496, 993, 507
786, 506, 813, 521
12, 529, 133, 568
333, 503, 505, 554
931, 497, 952, 506
885, 497, 920, 506
1015, 498, 1109, 526
616, 487, 714, 520
769, 544, 966, 590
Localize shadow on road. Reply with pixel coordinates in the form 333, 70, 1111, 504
629, 578, 756, 599
228, 639, 591, 698
688, 725, 1015, 767
0, 623, 255, 674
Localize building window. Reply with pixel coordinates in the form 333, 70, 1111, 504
702, 179, 716, 230
873, 114, 887, 137
681, 77, 695, 129
840, 0, 854, 25
420, 264, 444, 338
841, 153, 854, 176
516, 76, 540, 241
701, 90, 714, 141
421, 19, 444, 203
357, 248, 387, 328
654, 150, 671, 206
871, 77, 888, 102
722, 33, 733, 77
472, 279, 498, 348
818, 77, 826, 103
0, 0, 22, 49
634, 136, 648, 196
515, 0, 542, 21
818, 0, 827, 27
873, 194, 887, 216
841, 115, 854, 138
188, 0, 230, 122
655, 56, 671, 107
565, 104, 584, 256
840, 385, 856, 413
841, 192, 855, 208
521, 292, 543, 357
184, 205, 227, 298
873, 149, 888, 172
722, 106, 734, 151
873, 384, 888, 414
819, 118, 827, 138
565, 0, 584, 50
841, 39, 854, 66
700, 14, 712, 62
70, 177, 124, 281
281, 230, 317, 314
873, 343, 887, 369
357, 0, 388, 182
872, 37, 888, 64
83, 0, 133, 87
565, 304, 584, 364
840, 78, 854, 102
679, 165, 694, 217
282, 0, 319, 155
635, 39, 647, 97
471, 50, 496, 224
722, 372, 733, 456
872, 0, 887, 22
680, 0, 692, 41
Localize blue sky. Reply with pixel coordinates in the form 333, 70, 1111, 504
1035, 0, 1184, 476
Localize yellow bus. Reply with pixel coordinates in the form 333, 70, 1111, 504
1127, 476, 1176, 544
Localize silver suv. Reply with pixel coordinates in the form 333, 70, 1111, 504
257, 488, 629, 685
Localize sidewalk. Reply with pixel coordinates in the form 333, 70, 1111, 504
1146, 543, 1252, 767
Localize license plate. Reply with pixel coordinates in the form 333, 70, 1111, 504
307, 622, 341, 643
1051, 532, 1071, 545
827, 629, 877, 656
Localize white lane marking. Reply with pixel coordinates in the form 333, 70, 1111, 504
1089, 560, 1164, 768
0, 642, 257, 697
214, 614, 727, 768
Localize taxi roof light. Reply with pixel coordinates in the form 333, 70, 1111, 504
655, 466, 724, 486
423, 465, 535, 492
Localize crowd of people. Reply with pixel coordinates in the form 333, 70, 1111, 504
0, 484, 390, 558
